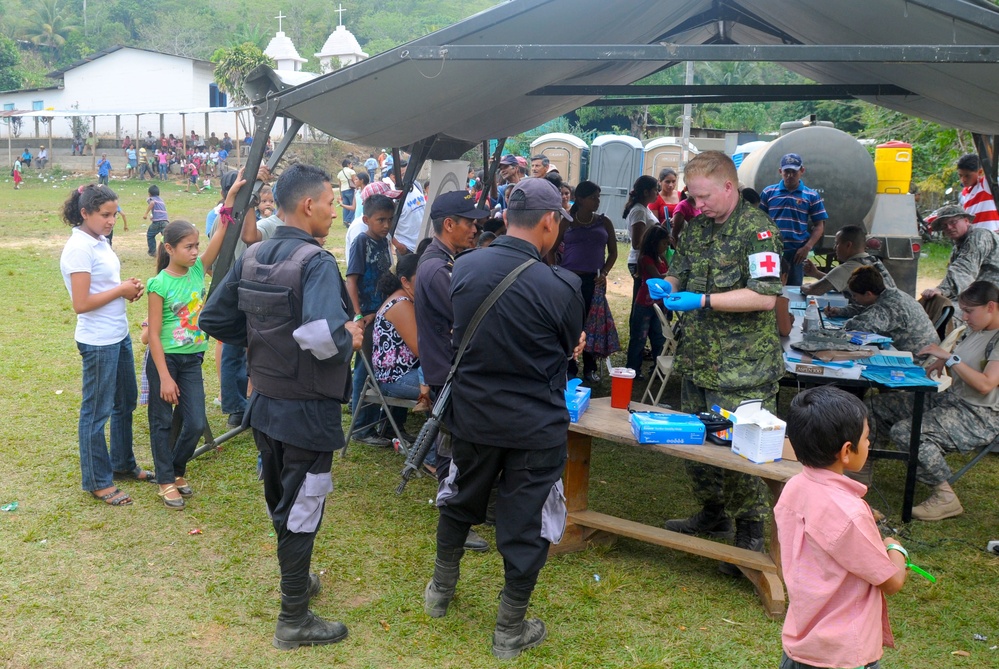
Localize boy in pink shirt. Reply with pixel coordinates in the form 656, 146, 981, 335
776, 386, 909, 669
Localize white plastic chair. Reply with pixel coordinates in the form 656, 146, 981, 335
641, 304, 678, 406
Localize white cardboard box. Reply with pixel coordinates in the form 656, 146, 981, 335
729, 403, 788, 464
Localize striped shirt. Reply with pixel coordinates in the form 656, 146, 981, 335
759, 181, 828, 247
960, 175, 999, 232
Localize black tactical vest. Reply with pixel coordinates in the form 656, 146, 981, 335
238, 242, 351, 402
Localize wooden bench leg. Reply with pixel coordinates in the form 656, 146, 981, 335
740, 567, 787, 620
551, 430, 594, 555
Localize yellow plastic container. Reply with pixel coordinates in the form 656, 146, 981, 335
874, 141, 912, 194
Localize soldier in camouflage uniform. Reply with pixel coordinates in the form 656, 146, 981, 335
872, 280, 999, 521
659, 151, 785, 573
920, 204, 999, 327
841, 266, 939, 355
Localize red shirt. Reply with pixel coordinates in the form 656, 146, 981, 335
960, 175, 999, 231
775, 467, 899, 668
636, 254, 667, 307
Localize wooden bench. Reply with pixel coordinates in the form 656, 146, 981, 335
557, 397, 801, 619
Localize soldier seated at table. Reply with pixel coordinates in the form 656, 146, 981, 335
871, 280, 999, 521
833, 266, 939, 356
801, 225, 895, 298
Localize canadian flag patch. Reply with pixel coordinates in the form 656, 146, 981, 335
757, 230, 772, 240
748, 251, 780, 278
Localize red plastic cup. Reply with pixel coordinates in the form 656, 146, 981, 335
609, 367, 636, 409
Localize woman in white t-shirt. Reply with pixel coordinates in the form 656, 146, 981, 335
60, 184, 151, 507
625, 175, 663, 303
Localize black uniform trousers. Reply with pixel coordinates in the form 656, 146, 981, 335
255, 429, 334, 599
436, 436, 565, 595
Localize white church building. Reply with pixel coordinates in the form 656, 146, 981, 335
1, 9, 370, 142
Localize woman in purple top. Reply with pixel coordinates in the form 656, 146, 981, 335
557, 180, 618, 382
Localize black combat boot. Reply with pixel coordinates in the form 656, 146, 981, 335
272, 592, 348, 650
306, 573, 322, 601
664, 503, 734, 540
491, 589, 547, 660
719, 518, 765, 577
423, 548, 464, 618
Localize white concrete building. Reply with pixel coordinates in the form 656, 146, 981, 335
1, 46, 231, 140
315, 7, 369, 73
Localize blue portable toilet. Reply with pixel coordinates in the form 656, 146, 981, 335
588, 135, 644, 236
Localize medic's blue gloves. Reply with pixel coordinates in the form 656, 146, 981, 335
646, 279, 673, 301
665, 292, 705, 312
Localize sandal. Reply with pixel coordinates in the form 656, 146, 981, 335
114, 467, 157, 483
92, 487, 133, 506
157, 485, 185, 510
414, 392, 432, 413
174, 478, 194, 498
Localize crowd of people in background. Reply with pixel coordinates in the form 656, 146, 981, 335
54, 143, 999, 662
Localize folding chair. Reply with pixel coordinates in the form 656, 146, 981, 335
641, 304, 678, 406
933, 305, 955, 341
343, 352, 417, 458
948, 435, 999, 485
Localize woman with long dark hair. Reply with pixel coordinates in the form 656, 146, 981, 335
559, 180, 618, 382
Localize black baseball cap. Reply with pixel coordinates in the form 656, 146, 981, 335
429, 190, 491, 220
507, 177, 572, 221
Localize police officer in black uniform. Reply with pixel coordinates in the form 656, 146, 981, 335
201, 164, 363, 650
423, 178, 586, 659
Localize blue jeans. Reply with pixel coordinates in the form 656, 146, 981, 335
341, 188, 355, 225
76, 336, 139, 491
626, 302, 665, 374
782, 248, 804, 287
378, 367, 422, 401
147, 220, 166, 255
147, 353, 207, 484
220, 343, 248, 415
351, 351, 382, 437
158, 163, 168, 180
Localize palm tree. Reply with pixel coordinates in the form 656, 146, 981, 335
23, 0, 79, 59
212, 43, 275, 134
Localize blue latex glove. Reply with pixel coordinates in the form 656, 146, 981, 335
646, 279, 673, 301
665, 292, 705, 312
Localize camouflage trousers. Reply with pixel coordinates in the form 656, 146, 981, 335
871, 390, 999, 486
678, 378, 777, 522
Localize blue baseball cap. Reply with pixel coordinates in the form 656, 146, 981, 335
780, 153, 803, 171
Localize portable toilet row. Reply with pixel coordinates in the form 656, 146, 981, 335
591, 135, 699, 234
528, 132, 700, 234
529, 133, 589, 185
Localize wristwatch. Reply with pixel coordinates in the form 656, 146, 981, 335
945, 354, 961, 369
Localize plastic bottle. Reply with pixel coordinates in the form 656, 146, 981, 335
803, 298, 820, 333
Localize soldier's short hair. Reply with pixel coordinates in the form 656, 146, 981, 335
684, 150, 738, 185
531, 154, 550, 167
837, 225, 867, 250
786, 386, 869, 468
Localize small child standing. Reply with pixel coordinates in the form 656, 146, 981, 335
143, 184, 170, 257
777, 386, 909, 669
186, 160, 201, 193
146, 212, 230, 509
625, 224, 670, 377
346, 193, 395, 445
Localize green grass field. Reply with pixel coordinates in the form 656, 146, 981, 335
0, 172, 996, 668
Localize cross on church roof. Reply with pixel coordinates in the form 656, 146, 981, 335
275, 10, 287, 32
335, 3, 346, 27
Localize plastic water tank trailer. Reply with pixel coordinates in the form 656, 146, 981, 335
737, 123, 921, 296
